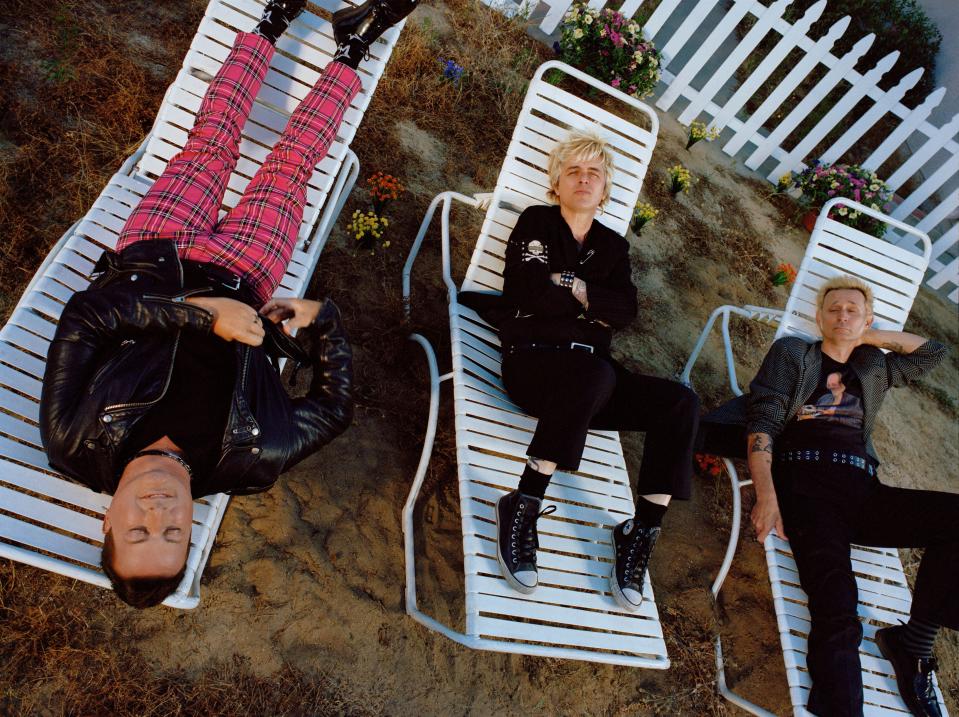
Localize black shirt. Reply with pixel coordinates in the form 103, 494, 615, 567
124, 332, 236, 488
778, 352, 866, 455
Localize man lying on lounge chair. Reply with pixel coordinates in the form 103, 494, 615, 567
730, 275, 956, 717
38, 0, 417, 608
462, 129, 700, 612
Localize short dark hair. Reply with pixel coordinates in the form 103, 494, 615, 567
100, 530, 187, 609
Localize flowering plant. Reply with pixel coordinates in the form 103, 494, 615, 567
367, 171, 404, 213
558, 2, 660, 99
694, 453, 724, 480
686, 120, 720, 149
772, 262, 797, 287
630, 202, 658, 234
438, 57, 464, 86
790, 161, 893, 237
348, 210, 390, 253
667, 164, 692, 195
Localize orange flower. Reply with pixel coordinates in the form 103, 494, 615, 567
772, 262, 797, 287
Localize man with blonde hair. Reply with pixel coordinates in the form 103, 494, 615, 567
462, 127, 699, 611
738, 274, 956, 716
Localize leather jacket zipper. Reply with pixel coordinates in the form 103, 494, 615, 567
104, 333, 180, 413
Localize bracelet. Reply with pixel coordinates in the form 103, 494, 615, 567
559, 270, 576, 289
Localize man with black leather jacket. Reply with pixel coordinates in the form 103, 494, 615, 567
37, 0, 419, 608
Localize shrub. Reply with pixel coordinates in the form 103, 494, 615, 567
557, 2, 661, 99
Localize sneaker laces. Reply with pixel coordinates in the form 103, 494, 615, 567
510, 499, 555, 566
623, 526, 658, 588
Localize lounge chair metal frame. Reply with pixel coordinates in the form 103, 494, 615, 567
401, 60, 672, 667
680, 198, 949, 715
0, 0, 404, 608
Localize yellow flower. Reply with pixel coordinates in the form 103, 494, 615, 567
573, 27, 583, 38
583, 13, 592, 24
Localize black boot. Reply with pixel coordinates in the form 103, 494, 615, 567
876, 625, 943, 716
253, 0, 308, 44
332, 0, 418, 61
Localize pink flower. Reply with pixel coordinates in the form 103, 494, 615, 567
853, 188, 860, 201
629, 85, 636, 93
610, 30, 623, 46
611, 77, 621, 88
827, 190, 836, 196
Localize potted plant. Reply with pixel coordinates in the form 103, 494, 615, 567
557, 2, 661, 99
790, 161, 893, 237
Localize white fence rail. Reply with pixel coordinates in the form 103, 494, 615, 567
487, 0, 959, 302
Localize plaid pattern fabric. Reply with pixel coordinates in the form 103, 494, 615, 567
118, 32, 362, 305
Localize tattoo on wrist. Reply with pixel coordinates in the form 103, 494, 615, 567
528, 458, 540, 471
750, 435, 773, 456
880, 341, 906, 353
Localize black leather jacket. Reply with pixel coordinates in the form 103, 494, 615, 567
39, 240, 353, 498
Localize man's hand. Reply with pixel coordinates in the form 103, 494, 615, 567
259, 298, 323, 335
751, 494, 786, 543
187, 296, 264, 346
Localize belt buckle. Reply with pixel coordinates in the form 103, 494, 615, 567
569, 342, 593, 354
223, 273, 242, 291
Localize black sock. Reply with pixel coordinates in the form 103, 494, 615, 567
635, 497, 668, 527
253, 0, 304, 45
517, 463, 551, 500
901, 616, 940, 659
332, 40, 367, 70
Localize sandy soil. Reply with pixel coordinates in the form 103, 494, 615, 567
1, 1, 957, 715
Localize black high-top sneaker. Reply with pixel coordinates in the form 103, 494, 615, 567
332, 0, 418, 52
495, 490, 555, 594
253, 0, 308, 44
876, 625, 943, 716
610, 518, 660, 611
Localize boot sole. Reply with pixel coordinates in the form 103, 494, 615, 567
494, 499, 536, 595
609, 563, 643, 612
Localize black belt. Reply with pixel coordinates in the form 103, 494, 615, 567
182, 260, 254, 302
507, 341, 595, 355
777, 450, 876, 476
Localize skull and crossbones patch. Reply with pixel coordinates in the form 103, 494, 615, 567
521, 239, 548, 264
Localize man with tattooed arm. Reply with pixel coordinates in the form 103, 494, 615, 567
744, 275, 956, 717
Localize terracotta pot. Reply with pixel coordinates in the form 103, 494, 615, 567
802, 210, 818, 232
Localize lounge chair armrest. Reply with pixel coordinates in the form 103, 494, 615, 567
680, 304, 782, 396
402, 190, 486, 321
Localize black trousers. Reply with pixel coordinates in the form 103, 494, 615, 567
775, 461, 959, 717
501, 348, 700, 499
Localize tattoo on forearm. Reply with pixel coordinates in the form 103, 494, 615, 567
750, 435, 773, 456
880, 341, 906, 353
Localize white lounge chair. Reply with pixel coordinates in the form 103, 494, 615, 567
680, 198, 950, 715
0, 0, 405, 608
401, 60, 670, 667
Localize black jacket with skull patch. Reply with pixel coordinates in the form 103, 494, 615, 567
498, 204, 637, 352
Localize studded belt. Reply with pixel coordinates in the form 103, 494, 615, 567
777, 449, 876, 476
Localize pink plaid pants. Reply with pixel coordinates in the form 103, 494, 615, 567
118, 32, 361, 306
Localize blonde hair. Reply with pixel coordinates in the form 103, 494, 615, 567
546, 128, 616, 207
816, 275, 874, 313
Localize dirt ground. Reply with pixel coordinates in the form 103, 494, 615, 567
1, 1, 957, 715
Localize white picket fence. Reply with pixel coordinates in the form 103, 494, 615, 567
487, 0, 959, 303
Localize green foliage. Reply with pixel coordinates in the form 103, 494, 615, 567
784, 0, 942, 107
